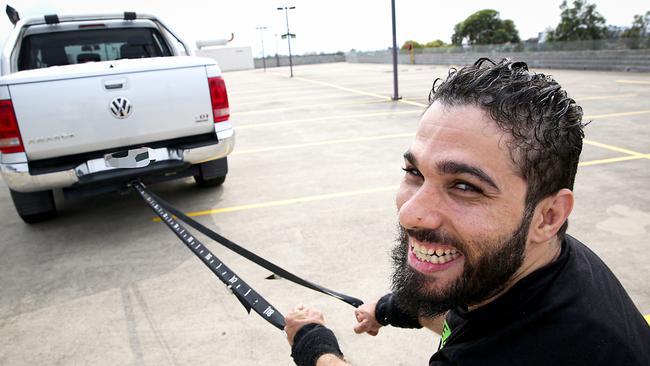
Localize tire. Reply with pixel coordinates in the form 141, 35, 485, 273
193, 157, 228, 188
194, 175, 226, 187
10, 189, 57, 224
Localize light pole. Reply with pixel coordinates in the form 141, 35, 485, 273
256, 26, 267, 71
391, 0, 401, 100
277, 6, 296, 77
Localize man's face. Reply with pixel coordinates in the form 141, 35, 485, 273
392, 102, 531, 316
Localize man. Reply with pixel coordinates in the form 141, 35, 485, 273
284, 58, 650, 366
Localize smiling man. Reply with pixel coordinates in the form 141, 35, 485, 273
284, 59, 650, 366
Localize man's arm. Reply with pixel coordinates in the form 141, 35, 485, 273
285, 305, 350, 366
315, 354, 350, 366
354, 294, 446, 336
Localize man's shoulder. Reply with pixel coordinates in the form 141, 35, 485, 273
555, 235, 638, 317
433, 235, 650, 365
560, 234, 620, 286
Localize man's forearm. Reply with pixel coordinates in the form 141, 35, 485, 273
317, 353, 351, 365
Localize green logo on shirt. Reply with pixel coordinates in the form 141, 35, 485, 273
441, 320, 451, 347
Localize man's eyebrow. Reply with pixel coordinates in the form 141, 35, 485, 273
403, 150, 417, 167
438, 160, 500, 192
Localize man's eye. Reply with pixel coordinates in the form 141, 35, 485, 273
454, 182, 482, 193
401, 167, 422, 178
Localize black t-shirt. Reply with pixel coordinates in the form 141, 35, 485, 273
430, 235, 650, 365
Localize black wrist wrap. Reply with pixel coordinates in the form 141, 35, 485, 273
291, 323, 343, 366
374, 293, 422, 329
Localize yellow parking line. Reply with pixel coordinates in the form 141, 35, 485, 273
578, 155, 650, 167
152, 153, 648, 221
231, 130, 645, 159
233, 91, 355, 107
292, 75, 428, 108
237, 110, 421, 130
575, 93, 638, 101
615, 80, 650, 85
153, 185, 398, 220
152, 151, 649, 221
228, 85, 322, 96
585, 110, 650, 120
232, 88, 347, 103
233, 133, 414, 155
583, 139, 647, 157
292, 76, 391, 100
232, 98, 386, 116
645, 314, 650, 325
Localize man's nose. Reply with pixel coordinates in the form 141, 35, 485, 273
398, 184, 444, 230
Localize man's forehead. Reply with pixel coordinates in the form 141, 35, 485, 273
418, 102, 501, 136
415, 103, 503, 144
409, 102, 517, 175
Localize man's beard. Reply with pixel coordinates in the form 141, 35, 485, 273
390, 208, 532, 318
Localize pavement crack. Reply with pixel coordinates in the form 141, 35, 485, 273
121, 286, 145, 366
130, 283, 179, 366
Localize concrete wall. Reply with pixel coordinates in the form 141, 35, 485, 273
346, 49, 650, 72
225, 48, 649, 73
196, 46, 255, 72
254, 53, 345, 69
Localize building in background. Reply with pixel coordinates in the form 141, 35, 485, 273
195, 37, 254, 72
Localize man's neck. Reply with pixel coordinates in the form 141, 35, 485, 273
468, 237, 563, 311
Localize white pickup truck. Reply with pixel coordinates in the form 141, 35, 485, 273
0, 11, 235, 223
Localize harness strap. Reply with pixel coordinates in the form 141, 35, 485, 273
133, 181, 286, 330
145, 186, 364, 308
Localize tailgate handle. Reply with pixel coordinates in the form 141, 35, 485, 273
104, 79, 127, 90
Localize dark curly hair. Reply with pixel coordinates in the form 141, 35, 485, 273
429, 58, 586, 238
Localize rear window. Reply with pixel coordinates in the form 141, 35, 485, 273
18, 27, 172, 71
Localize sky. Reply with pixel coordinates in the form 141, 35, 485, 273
1, 0, 648, 57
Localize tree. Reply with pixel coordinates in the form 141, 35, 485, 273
451, 9, 520, 46
401, 40, 423, 50
621, 11, 649, 38
425, 40, 446, 48
546, 0, 608, 41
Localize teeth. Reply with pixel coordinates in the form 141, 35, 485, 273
411, 243, 461, 264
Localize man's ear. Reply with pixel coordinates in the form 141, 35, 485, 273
529, 189, 574, 243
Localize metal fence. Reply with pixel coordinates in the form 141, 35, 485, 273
406, 37, 650, 55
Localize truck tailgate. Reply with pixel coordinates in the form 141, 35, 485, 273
7, 58, 216, 160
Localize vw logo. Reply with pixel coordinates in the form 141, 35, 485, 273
109, 97, 132, 119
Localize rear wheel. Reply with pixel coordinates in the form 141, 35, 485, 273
193, 157, 228, 187
194, 175, 226, 187
10, 189, 57, 224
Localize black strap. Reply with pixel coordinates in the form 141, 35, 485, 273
133, 181, 286, 330
145, 187, 364, 308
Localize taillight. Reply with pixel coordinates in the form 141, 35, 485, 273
208, 76, 230, 123
0, 99, 24, 154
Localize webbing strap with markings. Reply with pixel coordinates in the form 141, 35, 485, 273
143, 186, 364, 308
133, 181, 286, 330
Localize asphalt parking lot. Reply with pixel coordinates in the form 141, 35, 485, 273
1, 62, 649, 365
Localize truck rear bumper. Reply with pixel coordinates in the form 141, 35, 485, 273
1, 123, 234, 192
